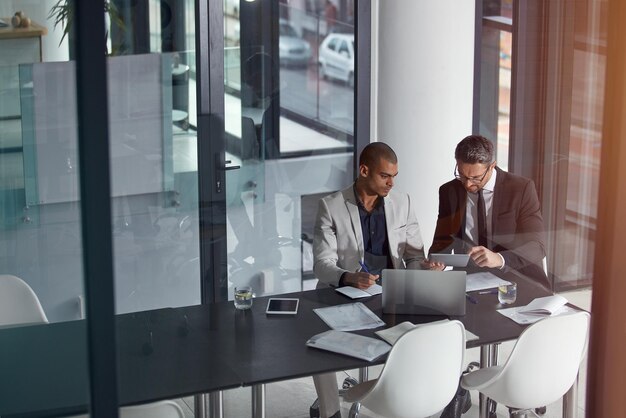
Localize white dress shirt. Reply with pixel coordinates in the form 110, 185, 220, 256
464, 169, 505, 267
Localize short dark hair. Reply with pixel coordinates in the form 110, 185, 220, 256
359, 142, 398, 169
455, 135, 494, 164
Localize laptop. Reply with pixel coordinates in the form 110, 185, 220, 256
382, 269, 467, 316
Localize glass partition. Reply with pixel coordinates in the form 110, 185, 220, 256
223, 0, 354, 300
0, 2, 91, 416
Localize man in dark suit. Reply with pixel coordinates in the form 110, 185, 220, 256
427, 135, 548, 287
428, 135, 548, 418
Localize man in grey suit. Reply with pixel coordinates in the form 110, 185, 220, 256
311, 142, 427, 418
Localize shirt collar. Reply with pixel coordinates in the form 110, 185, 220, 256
353, 182, 383, 210
481, 167, 497, 193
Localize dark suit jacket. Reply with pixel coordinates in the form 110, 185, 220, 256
429, 167, 549, 287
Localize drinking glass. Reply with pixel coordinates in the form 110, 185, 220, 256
498, 282, 517, 305
234, 286, 253, 310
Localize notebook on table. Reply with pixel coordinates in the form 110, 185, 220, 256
382, 269, 467, 316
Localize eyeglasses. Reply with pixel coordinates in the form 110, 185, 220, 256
454, 163, 492, 184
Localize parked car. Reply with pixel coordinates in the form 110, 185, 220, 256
279, 19, 312, 67
318, 33, 355, 88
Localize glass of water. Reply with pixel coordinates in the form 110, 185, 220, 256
234, 286, 253, 310
498, 282, 517, 305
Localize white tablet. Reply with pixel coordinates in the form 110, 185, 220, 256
266, 298, 299, 315
429, 253, 470, 267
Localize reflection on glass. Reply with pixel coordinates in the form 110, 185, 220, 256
0, 3, 91, 416
224, 0, 354, 300
107, 0, 201, 314
497, 30, 511, 170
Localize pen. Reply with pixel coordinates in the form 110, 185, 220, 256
466, 294, 478, 304
358, 260, 370, 273
479, 289, 498, 295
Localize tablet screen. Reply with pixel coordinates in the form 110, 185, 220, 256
429, 253, 470, 267
266, 298, 299, 314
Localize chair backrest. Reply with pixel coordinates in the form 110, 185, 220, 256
0, 274, 48, 326
484, 311, 590, 409
360, 320, 465, 418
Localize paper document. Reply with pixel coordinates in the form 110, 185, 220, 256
335, 284, 382, 299
518, 295, 568, 315
466, 272, 512, 292
307, 330, 391, 361
314, 302, 385, 331
497, 304, 579, 325
375, 320, 478, 346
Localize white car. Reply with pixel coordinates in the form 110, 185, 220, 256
279, 20, 312, 67
318, 33, 355, 88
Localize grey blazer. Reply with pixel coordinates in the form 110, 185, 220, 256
313, 186, 426, 287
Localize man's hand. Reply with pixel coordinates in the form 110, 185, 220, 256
468, 246, 504, 268
343, 272, 379, 289
421, 260, 446, 271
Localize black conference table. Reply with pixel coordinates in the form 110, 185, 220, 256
0, 273, 580, 418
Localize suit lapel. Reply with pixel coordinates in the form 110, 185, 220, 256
343, 187, 365, 259
491, 167, 505, 236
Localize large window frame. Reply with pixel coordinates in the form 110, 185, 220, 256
475, 0, 605, 292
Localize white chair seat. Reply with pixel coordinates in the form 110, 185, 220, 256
462, 311, 590, 411
460, 365, 503, 390
0, 274, 48, 326
344, 320, 466, 418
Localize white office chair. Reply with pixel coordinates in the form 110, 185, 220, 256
461, 311, 590, 417
0, 274, 48, 326
343, 320, 466, 418
68, 400, 185, 418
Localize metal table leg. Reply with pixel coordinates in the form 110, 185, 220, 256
194, 394, 207, 418
562, 372, 578, 418
479, 344, 499, 418
358, 367, 368, 383
209, 392, 224, 418
195, 392, 224, 418
252, 384, 266, 418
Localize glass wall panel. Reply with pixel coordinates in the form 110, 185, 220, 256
480, 0, 606, 292
105, 0, 201, 313
552, 0, 606, 290
0, 1, 91, 416
223, 0, 354, 300
496, 30, 511, 170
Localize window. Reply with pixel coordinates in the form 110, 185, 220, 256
477, 0, 606, 291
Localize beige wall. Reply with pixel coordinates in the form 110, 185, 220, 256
586, 0, 626, 414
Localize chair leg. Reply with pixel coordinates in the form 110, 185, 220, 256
339, 376, 359, 396
508, 408, 541, 417
348, 402, 361, 418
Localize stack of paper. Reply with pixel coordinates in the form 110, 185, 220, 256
498, 294, 577, 325
466, 272, 512, 292
335, 284, 382, 299
375, 320, 479, 345
306, 330, 391, 361
313, 302, 385, 331
518, 295, 568, 315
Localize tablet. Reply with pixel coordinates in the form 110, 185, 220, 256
266, 298, 299, 315
429, 253, 470, 267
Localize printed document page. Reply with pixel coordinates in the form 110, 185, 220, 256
314, 302, 385, 331
466, 272, 512, 292
306, 330, 391, 361
335, 284, 382, 299
375, 320, 478, 345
